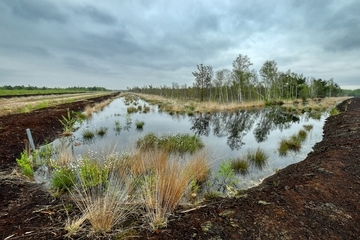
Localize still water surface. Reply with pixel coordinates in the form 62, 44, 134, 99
56, 97, 327, 189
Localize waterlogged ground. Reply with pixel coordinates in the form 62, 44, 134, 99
50, 97, 328, 189
1, 94, 358, 239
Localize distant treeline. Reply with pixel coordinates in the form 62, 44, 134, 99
0, 85, 108, 91
343, 89, 360, 97
128, 54, 345, 103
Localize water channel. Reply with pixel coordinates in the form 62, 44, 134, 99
47, 97, 328, 189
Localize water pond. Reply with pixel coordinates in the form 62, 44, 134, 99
49, 97, 327, 189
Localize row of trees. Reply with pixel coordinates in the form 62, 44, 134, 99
129, 54, 343, 102
0, 85, 109, 91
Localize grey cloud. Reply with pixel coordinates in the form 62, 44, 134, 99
3, 0, 67, 23
74, 5, 117, 25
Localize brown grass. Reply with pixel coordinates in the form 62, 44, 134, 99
69, 172, 136, 235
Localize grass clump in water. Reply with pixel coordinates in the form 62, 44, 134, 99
298, 129, 307, 141
135, 120, 145, 129
278, 138, 289, 156
96, 126, 108, 136
127, 106, 137, 114
82, 129, 95, 139
303, 124, 313, 131
136, 132, 204, 154
278, 129, 309, 155
246, 148, 269, 170
231, 158, 250, 175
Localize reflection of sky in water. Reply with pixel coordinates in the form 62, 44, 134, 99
56, 97, 327, 189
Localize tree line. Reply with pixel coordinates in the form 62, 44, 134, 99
128, 54, 344, 102
0, 85, 109, 92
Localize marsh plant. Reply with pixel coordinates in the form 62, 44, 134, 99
246, 148, 269, 170
278, 128, 309, 156
68, 171, 137, 236
134, 149, 209, 230
135, 120, 145, 129
82, 128, 95, 139
208, 158, 238, 196
231, 157, 250, 175
59, 108, 77, 135
330, 106, 340, 116
136, 132, 204, 154
303, 124, 314, 131
51, 167, 76, 192
127, 106, 137, 114
78, 157, 109, 189
114, 120, 122, 134
16, 150, 34, 178
96, 126, 108, 137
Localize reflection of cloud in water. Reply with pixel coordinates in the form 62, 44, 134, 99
48, 97, 326, 190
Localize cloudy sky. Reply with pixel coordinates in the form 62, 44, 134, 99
1, 0, 359, 90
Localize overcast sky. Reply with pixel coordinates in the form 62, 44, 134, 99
1, 0, 359, 90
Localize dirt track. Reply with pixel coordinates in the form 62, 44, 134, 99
0, 96, 359, 239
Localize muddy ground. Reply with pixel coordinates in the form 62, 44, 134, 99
0, 95, 359, 239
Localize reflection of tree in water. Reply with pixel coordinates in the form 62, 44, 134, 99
225, 110, 255, 150
189, 113, 211, 136
189, 107, 301, 150
253, 108, 300, 142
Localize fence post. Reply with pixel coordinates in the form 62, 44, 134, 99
26, 128, 36, 150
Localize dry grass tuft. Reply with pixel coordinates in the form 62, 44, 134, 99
69, 171, 136, 235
